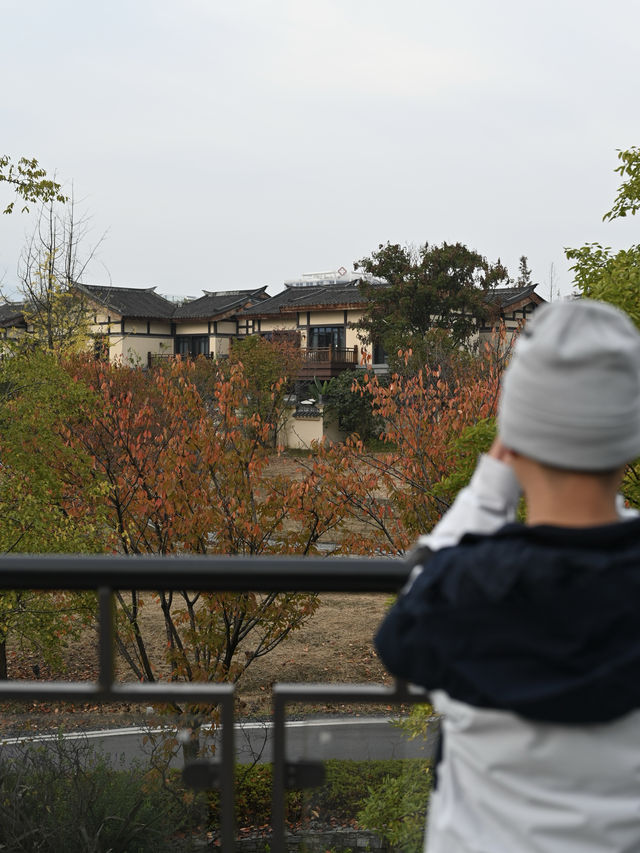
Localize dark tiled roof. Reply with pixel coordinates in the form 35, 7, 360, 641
241, 282, 366, 316
241, 282, 543, 317
0, 301, 27, 327
76, 284, 176, 319
485, 284, 542, 308
173, 287, 269, 319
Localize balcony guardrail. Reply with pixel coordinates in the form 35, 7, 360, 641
0, 554, 425, 852
299, 346, 358, 365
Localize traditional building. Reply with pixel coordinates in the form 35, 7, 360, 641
77, 283, 270, 364
239, 270, 390, 379
0, 275, 544, 377
240, 273, 545, 379
0, 284, 270, 363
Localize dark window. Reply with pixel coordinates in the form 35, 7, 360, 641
308, 326, 345, 350
372, 340, 387, 364
175, 335, 209, 357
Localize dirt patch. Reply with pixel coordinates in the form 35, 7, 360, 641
2, 593, 394, 734
236, 593, 393, 716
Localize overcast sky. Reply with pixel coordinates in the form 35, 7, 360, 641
2, 0, 639, 300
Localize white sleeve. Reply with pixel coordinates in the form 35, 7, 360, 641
402, 454, 521, 591
417, 454, 522, 551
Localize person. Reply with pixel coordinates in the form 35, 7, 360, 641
374, 299, 640, 853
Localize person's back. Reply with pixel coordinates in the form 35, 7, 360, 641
375, 299, 640, 852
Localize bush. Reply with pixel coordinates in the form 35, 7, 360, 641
357, 761, 432, 853
0, 738, 201, 852
208, 758, 430, 833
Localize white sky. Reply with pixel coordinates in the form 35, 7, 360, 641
2, 0, 639, 299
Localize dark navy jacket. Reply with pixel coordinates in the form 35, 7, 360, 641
375, 517, 640, 724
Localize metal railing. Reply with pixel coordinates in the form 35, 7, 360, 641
0, 554, 424, 852
299, 346, 358, 365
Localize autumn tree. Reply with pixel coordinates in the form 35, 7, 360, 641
300, 330, 510, 559
354, 241, 509, 371
62, 356, 352, 694
0, 155, 67, 215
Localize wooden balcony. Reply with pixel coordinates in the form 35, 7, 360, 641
297, 346, 359, 380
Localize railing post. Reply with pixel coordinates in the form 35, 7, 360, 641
272, 687, 287, 851
97, 586, 114, 695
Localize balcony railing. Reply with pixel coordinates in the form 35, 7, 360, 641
297, 346, 359, 380
0, 554, 428, 852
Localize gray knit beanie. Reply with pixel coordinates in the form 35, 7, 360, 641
498, 299, 640, 470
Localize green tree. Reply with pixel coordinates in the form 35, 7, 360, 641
14, 196, 101, 353
0, 350, 104, 677
604, 146, 640, 222
317, 369, 385, 442
354, 241, 509, 371
517, 255, 533, 286
228, 334, 301, 447
566, 147, 640, 325
0, 155, 67, 215
566, 146, 640, 509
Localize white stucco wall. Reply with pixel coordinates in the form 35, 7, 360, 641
280, 406, 345, 449
308, 310, 344, 326
258, 318, 298, 333
175, 321, 208, 335
104, 334, 171, 364
212, 336, 231, 357
281, 410, 324, 449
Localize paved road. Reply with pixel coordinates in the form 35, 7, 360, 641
1, 716, 439, 769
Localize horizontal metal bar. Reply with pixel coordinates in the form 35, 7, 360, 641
0, 681, 235, 703
271, 679, 429, 849
0, 553, 408, 592
272, 681, 429, 704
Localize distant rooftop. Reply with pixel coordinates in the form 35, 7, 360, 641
74, 283, 176, 319
283, 269, 386, 287
172, 286, 269, 319
241, 280, 544, 318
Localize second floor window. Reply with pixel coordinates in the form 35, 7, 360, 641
308, 326, 345, 350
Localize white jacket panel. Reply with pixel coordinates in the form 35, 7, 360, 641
427, 691, 640, 853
